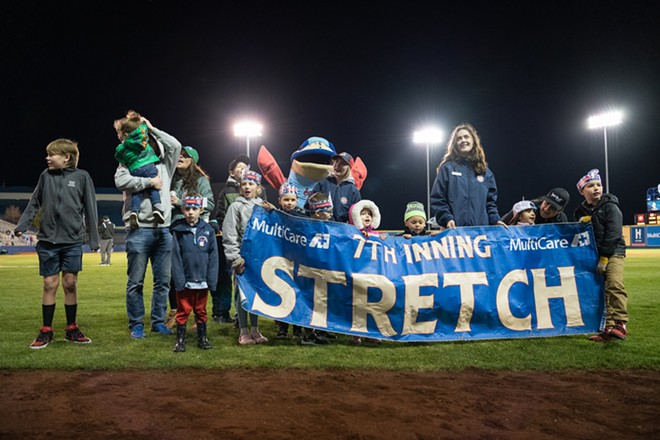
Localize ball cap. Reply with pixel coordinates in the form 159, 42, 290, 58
542, 188, 570, 211
513, 200, 536, 216
182, 146, 199, 164
332, 152, 354, 167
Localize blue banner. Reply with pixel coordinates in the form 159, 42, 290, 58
238, 207, 605, 342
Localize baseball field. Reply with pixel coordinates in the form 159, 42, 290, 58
1, 249, 658, 438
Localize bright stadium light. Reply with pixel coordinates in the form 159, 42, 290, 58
234, 121, 263, 158
413, 127, 444, 220
587, 110, 623, 193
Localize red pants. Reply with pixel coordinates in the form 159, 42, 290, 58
176, 288, 209, 325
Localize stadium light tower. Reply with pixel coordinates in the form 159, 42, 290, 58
413, 127, 444, 220
234, 121, 263, 158
587, 110, 623, 194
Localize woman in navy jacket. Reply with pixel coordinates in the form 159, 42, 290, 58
430, 123, 505, 228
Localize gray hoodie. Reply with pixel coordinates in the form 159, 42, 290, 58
15, 167, 99, 249
221, 196, 263, 263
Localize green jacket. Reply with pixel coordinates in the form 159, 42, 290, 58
114, 123, 160, 171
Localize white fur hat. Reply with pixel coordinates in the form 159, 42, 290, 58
349, 200, 381, 229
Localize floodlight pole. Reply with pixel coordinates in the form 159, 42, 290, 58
425, 142, 431, 220
603, 126, 609, 194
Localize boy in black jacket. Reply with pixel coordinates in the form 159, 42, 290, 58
15, 139, 99, 349
171, 194, 219, 352
574, 169, 628, 342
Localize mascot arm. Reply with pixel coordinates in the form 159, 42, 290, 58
352, 157, 368, 190
258, 145, 286, 189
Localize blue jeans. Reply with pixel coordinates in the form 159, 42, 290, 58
125, 227, 172, 330
130, 163, 161, 212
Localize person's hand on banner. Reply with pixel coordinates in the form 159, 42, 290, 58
579, 216, 592, 224
596, 256, 609, 275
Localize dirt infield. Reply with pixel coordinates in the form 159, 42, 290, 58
1, 369, 658, 439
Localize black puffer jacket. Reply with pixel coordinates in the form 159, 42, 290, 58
574, 193, 626, 257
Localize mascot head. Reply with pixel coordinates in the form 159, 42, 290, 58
290, 136, 336, 182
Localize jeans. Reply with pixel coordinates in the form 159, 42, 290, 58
210, 235, 233, 317
130, 163, 161, 212
125, 227, 172, 330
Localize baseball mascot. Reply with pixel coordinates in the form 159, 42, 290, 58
257, 136, 367, 209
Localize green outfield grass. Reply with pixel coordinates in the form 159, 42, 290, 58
0, 249, 658, 371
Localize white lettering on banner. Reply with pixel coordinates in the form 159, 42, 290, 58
257, 256, 585, 336
353, 234, 491, 264
648, 232, 660, 238
509, 237, 569, 251
251, 218, 308, 246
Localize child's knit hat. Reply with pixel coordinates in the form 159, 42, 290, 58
404, 201, 426, 222
512, 200, 536, 216
576, 169, 601, 192
278, 181, 298, 198
306, 192, 333, 213
241, 167, 262, 184
183, 196, 205, 207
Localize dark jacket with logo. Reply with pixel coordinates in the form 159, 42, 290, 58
98, 220, 115, 239
15, 167, 99, 249
574, 193, 625, 257
171, 218, 219, 291
430, 160, 500, 227
313, 176, 361, 223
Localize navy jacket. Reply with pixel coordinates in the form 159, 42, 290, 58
171, 218, 219, 291
313, 177, 361, 223
574, 193, 626, 258
430, 160, 500, 227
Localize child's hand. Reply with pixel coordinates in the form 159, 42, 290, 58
446, 220, 456, 229
579, 216, 592, 224
262, 201, 275, 211
429, 230, 440, 236
596, 256, 609, 275
403, 233, 412, 239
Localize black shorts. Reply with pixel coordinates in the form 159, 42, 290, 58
36, 242, 83, 276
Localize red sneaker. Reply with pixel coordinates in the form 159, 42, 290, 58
30, 326, 54, 349
588, 328, 611, 342
609, 322, 627, 340
65, 324, 92, 344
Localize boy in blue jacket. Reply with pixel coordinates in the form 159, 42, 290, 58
171, 194, 219, 352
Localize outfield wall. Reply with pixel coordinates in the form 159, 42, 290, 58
624, 225, 660, 248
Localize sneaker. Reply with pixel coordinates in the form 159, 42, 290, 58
609, 322, 627, 340
301, 333, 328, 346
130, 324, 146, 339
276, 328, 288, 339
588, 328, 611, 342
351, 336, 362, 346
128, 212, 139, 229
239, 334, 256, 345
30, 326, 54, 349
153, 210, 165, 224
251, 332, 268, 344
65, 324, 92, 344
152, 323, 173, 335
292, 328, 303, 339
216, 315, 235, 324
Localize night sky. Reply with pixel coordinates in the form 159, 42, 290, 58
2, 1, 659, 229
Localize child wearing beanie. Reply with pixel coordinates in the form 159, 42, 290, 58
398, 201, 440, 238
574, 168, 628, 343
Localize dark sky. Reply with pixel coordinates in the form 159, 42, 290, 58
2, 1, 659, 229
